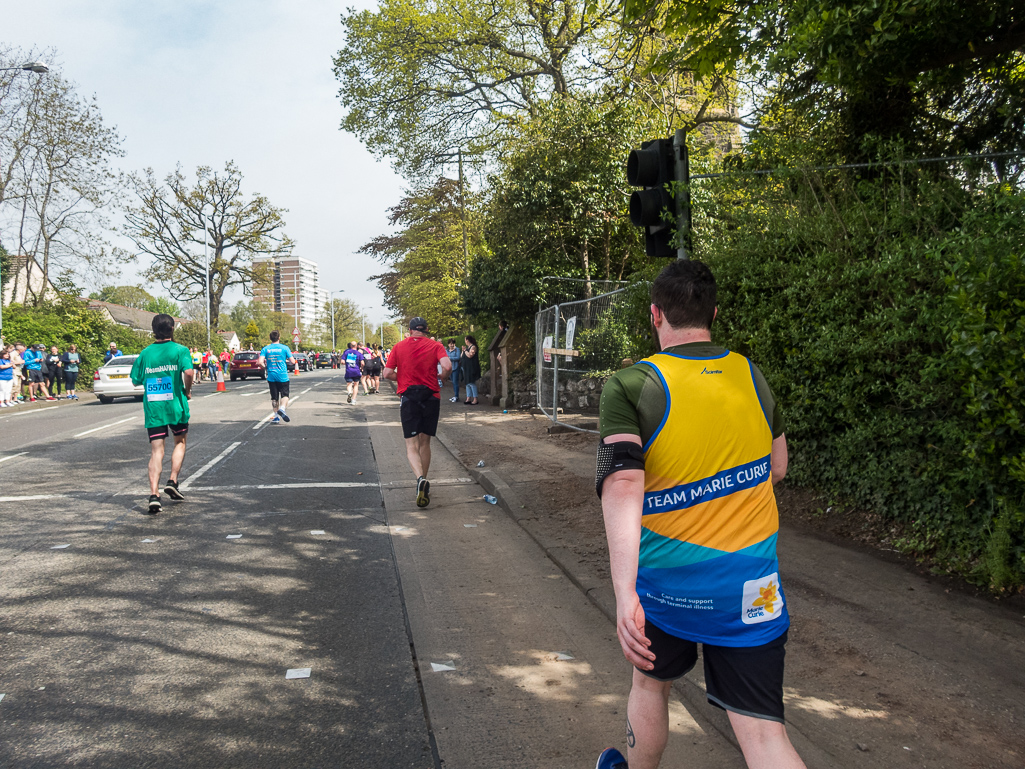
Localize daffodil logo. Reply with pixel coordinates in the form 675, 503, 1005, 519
752, 582, 778, 614
741, 573, 784, 625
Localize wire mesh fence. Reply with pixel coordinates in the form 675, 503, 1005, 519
535, 285, 638, 434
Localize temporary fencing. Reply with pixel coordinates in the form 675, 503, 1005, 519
535, 284, 637, 434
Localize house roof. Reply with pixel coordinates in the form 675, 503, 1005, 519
86, 300, 186, 333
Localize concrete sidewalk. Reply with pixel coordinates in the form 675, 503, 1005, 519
364, 393, 747, 769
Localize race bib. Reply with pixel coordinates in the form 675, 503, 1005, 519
146, 376, 173, 401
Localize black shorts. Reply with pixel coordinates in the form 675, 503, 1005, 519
345, 375, 361, 383
399, 387, 441, 439
28, 369, 44, 383
640, 621, 789, 722
268, 381, 290, 401
148, 423, 189, 441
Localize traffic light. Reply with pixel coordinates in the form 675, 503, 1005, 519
627, 138, 676, 257
627, 132, 691, 258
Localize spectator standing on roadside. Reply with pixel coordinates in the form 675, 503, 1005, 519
382, 317, 451, 508
460, 335, 481, 405
206, 348, 218, 382
594, 260, 803, 769
0, 346, 15, 407
45, 345, 63, 398
11, 344, 25, 401
23, 344, 55, 401
219, 348, 231, 371
130, 314, 194, 515
191, 347, 203, 382
61, 344, 81, 400
259, 330, 294, 424
446, 340, 461, 402
104, 342, 122, 364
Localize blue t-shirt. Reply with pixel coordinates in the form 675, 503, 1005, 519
0, 358, 13, 380
447, 347, 460, 370
260, 343, 293, 382
22, 350, 43, 371
342, 349, 364, 378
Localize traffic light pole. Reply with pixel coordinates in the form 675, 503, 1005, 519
673, 129, 691, 260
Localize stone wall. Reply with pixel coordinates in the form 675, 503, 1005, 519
477, 371, 607, 411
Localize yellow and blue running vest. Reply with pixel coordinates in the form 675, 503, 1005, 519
636, 349, 789, 647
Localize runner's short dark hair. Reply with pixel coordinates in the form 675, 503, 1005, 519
152, 314, 175, 339
650, 260, 717, 330
269, 330, 280, 343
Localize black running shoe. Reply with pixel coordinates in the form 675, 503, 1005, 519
278, 408, 290, 422
416, 476, 431, 508
164, 478, 185, 501
147, 495, 162, 514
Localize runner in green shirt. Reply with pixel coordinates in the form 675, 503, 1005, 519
130, 314, 194, 514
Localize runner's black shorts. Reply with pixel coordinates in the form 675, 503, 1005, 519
639, 621, 789, 722
399, 386, 440, 438
148, 423, 189, 442
268, 380, 290, 401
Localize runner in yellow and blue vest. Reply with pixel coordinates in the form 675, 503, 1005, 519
594, 260, 805, 769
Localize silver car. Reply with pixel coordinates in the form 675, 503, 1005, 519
92, 355, 144, 404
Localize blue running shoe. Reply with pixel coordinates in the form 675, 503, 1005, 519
596, 747, 627, 769
271, 416, 281, 423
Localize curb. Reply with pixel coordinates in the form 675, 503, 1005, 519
434, 421, 844, 768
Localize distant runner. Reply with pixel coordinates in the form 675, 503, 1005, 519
259, 331, 294, 424
129, 314, 194, 515
382, 317, 451, 508
342, 341, 364, 404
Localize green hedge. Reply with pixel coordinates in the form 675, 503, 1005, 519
689, 166, 1024, 591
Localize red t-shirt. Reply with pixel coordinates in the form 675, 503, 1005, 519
386, 336, 447, 398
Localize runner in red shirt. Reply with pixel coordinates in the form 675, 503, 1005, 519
382, 317, 452, 507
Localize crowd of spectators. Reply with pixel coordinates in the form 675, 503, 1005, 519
1, 341, 85, 407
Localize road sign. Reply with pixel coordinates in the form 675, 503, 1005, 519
292, 333, 301, 343
292, 326, 300, 336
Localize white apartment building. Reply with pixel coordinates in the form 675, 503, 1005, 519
251, 256, 326, 331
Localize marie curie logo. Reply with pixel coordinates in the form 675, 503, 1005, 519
741, 573, 784, 625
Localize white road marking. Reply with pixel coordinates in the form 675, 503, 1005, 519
74, 417, 136, 438
203, 392, 219, 398
180, 441, 241, 490
0, 494, 68, 502
0, 452, 28, 463
300, 388, 311, 395
187, 482, 377, 491
240, 392, 258, 397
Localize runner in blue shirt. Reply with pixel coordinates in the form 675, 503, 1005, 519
342, 341, 364, 404
259, 330, 294, 424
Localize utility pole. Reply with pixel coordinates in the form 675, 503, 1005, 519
458, 149, 469, 273
673, 129, 692, 260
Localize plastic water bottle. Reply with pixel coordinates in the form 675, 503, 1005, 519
477, 460, 485, 467
483, 494, 498, 505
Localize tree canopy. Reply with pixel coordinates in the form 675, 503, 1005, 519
121, 161, 293, 331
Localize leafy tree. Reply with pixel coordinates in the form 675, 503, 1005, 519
121, 161, 293, 331
334, 0, 646, 176
1, 49, 124, 300
91, 284, 155, 310
323, 297, 363, 348
621, 0, 1025, 160
464, 98, 650, 325
361, 177, 484, 336
242, 320, 261, 350
145, 296, 180, 316
173, 321, 223, 353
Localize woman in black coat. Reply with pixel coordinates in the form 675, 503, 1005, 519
460, 335, 481, 405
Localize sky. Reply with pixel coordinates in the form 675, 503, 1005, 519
4, 0, 407, 329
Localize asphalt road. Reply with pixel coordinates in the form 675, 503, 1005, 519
0, 372, 434, 768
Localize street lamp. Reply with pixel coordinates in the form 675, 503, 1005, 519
0, 61, 48, 337
330, 289, 344, 351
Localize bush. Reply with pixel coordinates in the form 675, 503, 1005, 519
697, 161, 1025, 592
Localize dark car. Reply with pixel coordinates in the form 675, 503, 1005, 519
229, 351, 264, 381
315, 352, 334, 369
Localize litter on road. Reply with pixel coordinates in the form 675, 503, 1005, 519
50, 544, 70, 549
285, 668, 311, 679
310, 530, 326, 535
226, 534, 243, 540
477, 460, 485, 467
141, 539, 156, 543
430, 661, 456, 672
464, 524, 477, 528
555, 651, 575, 661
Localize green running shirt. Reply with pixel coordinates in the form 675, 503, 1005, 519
130, 341, 193, 428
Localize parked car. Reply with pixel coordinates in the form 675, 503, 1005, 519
93, 355, 143, 404
229, 351, 264, 381
294, 352, 312, 372
315, 352, 334, 369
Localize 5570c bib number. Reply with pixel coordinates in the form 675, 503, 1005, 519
146, 376, 173, 401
